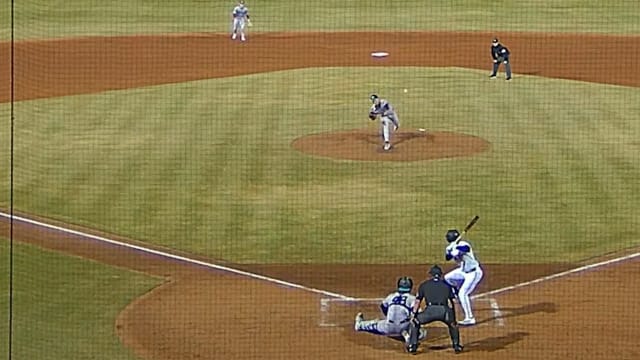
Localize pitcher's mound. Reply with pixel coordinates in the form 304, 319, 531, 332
292, 129, 490, 162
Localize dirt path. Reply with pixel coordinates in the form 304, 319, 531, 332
1, 30, 639, 359
1, 31, 639, 104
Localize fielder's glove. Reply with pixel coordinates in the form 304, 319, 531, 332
369, 113, 377, 120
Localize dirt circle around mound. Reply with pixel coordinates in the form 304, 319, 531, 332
292, 129, 491, 161
4, 30, 640, 360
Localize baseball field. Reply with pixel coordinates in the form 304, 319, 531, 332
1, 1, 640, 359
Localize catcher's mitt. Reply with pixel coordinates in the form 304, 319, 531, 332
368, 112, 377, 120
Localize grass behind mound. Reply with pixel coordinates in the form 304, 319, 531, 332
1, 0, 639, 41
1, 67, 639, 263
0, 240, 160, 359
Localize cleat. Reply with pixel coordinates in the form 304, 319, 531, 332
418, 328, 427, 341
354, 312, 364, 331
458, 317, 476, 326
401, 330, 409, 343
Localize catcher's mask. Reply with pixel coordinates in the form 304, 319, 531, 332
397, 276, 413, 293
429, 265, 443, 278
445, 229, 460, 243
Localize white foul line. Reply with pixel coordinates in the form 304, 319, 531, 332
0, 212, 355, 301
3, 211, 640, 303
472, 251, 640, 299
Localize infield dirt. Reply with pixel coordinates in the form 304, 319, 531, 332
1, 31, 640, 359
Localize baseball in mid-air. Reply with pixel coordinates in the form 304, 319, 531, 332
403, 88, 408, 93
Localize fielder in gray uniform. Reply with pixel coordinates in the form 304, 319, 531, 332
231, 0, 251, 42
355, 277, 426, 345
368, 94, 399, 151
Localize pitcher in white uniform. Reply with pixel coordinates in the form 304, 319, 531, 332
443, 229, 484, 326
355, 277, 426, 343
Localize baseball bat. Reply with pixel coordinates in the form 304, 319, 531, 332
455, 215, 479, 243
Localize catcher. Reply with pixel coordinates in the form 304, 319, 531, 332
489, 38, 512, 80
368, 94, 399, 151
355, 277, 426, 345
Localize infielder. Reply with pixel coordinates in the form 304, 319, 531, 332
231, 1, 251, 42
490, 38, 512, 80
355, 277, 426, 343
368, 94, 399, 151
443, 229, 484, 326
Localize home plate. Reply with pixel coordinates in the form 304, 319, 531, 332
371, 51, 389, 58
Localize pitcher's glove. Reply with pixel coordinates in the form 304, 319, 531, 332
369, 112, 377, 120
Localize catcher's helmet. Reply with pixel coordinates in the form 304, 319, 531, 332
428, 265, 443, 277
397, 276, 413, 293
445, 229, 460, 243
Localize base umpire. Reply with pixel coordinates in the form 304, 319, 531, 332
406, 265, 464, 355
490, 37, 512, 80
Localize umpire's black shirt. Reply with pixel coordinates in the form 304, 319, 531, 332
416, 277, 456, 306
491, 44, 510, 60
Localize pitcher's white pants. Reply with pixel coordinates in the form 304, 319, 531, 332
380, 115, 398, 143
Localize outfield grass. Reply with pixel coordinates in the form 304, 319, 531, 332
0, 239, 159, 359
1, 0, 639, 41
1, 2, 638, 358
2, 67, 639, 264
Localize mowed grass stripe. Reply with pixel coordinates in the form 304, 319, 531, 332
2, 0, 639, 41
1, 67, 639, 263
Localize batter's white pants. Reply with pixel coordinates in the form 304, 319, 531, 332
444, 267, 484, 320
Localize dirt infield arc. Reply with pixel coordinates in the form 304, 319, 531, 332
293, 129, 491, 161
1, 31, 640, 359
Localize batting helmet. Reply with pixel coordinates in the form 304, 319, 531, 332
445, 229, 460, 243
397, 276, 413, 293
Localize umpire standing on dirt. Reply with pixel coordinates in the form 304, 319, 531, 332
406, 265, 463, 355
490, 38, 512, 80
